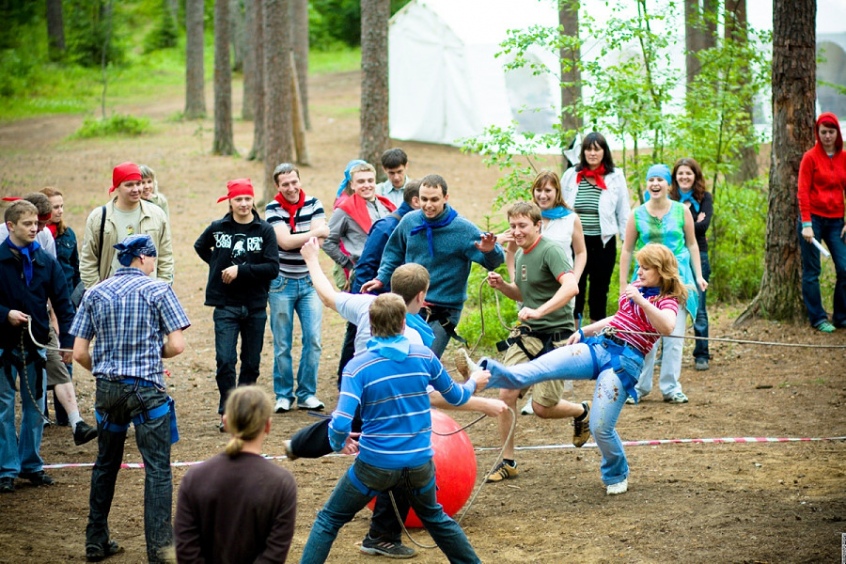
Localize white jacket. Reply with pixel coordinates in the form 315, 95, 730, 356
561, 167, 630, 246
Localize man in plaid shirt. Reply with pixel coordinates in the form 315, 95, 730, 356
71, 234, 190, 563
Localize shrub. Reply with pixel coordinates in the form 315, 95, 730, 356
71, 114, 150, 139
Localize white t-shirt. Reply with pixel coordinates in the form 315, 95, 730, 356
335, 293, 424, 354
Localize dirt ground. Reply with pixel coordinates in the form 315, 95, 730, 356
0, 71, 845, 564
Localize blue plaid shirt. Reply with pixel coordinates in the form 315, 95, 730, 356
70, 267, 190, 386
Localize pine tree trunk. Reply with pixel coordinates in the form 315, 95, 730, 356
248, 0, 265, 161
685, 0, 716, 91
184, 0, 206, 119
263, 0, 294, 201
46, 0, 65, 61
293, 0, 310, 130
230, 0, 244, 72
359, 0, 390, 173
559, 0, 581, 167
242, 0, 257, 120
213, 0, 235, 155
738, 0, 815, 324
725, 0, 758, 183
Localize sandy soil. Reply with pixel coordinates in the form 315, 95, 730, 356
0, 70, 845, 564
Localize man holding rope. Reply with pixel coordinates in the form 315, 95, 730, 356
0, 200, 75, 494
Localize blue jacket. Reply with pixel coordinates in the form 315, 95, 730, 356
0, 241, 74, 351
55, 227, 81, 292
352, 201, 414, 294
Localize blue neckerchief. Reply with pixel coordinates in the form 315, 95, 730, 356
5, 238, 41, 286
630, 286, 660, 306
409, 206, 459, 256
541, 206, 572, 219
677, 189, 700, 213
406, 312, 435, 348
366, 335, 410, 361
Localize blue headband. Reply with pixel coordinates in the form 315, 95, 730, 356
114, 234, 157, 266
646, 164, 672, 185
336, 159, 367, 198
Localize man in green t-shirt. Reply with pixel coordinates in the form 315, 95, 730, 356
485, 201, 590, 483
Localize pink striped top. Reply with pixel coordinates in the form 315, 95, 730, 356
608, 287, 680, 355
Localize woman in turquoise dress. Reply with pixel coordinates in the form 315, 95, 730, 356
618, 164, 707, 404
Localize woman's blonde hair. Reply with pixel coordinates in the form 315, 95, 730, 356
223, 386, 272, 457
635, 244, 688, 304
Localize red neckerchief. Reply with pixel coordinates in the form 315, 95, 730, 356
576, 163, 607, 189
274, 190, 306, 231
46, 223, 58, 239
337, 194, 396, 233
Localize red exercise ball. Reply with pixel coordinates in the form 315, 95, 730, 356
367, 409, 477, 528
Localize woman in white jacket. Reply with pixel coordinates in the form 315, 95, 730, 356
561, 132, 630, 323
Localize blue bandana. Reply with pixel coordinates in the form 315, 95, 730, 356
677, 189, 700, 213
4, 238, 41, 286
541, 206, 572, 219
630, 285, 660, 306
406, 312, 435, 348
114, 234, 157, 267
366, 334, 410, 361
646, 164, 672, 185
409, 206, 459, 256
336, 159, 367, 198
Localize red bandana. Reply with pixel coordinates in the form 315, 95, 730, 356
217, 178, 255, 203
274, 190, 306, 231
576, 164, 607, 190
109, 162, 142, 194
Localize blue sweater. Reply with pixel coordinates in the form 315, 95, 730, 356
375, 205, 504, 309
329, 341, 475, 469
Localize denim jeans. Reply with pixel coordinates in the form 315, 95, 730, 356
798, 215, 846, 327
268, 274, 323, 403
300, 459, 480, 564
482, 342, 637, 486
429, 307, 462, 359
0, 348, 46, 479
87, 379, 173, 563
213, 305, 267, 413
693, 250, 711, 360
637, 310, 687, 398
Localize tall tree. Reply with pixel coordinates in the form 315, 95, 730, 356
248, 0, 265, 160
292, 0, 310, 129
558, 0, 581, 166
684, 0, 717, 90
230, 0, 245, 72
242, 0, 257, 120
213, 0, 235, 155
725, 0, 758, 182
184, 0, 206, 119
46, 0, 65, 61
738, 0, 816, 324
262, 0, 293, 200
359, 0, 390, 171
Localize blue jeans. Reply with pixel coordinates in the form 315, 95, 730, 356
213, 305, 267, 414
268, 274, 323, 402
300, 459, 480, 564
637, 309, 686, 398
693, 250, 710, 360
482, 341, 639, 486
798, 215, 846, 327
0, 348, 46, 479
88, 379, 172, 563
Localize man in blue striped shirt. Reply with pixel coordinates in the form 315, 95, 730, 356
300, 293, 484, 564
71, 234, 190, 563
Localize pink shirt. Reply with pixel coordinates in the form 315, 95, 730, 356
608, 288, 680, 355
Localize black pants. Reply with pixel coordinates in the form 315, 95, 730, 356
336, 322, 357, 390
289, 415, 411, 541
576, 234, 617, 322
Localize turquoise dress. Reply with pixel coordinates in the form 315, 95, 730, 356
631, 201, 698, 318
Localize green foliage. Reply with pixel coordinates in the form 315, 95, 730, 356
310, 47, 362, 75
309, 0, 412, 49
64, 0, 126, 67
143, 2, 179, 54
456, 263, 517, 354
71, 113, 151, 139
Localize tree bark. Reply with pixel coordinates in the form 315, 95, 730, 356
684, 0, 717, 91
359, 0, 390, 174
242, 0, 257, 120
725, 0, 758, 183
248, 0, 265, 160
184, 0, 206, 119
263, 0, 294, 201
230, 0, 245, 72
46, 0, 65, 61
558, 0, 581, 167
213, 0, 235, 155
738, 0, 815, 324
293, 0, 310, 129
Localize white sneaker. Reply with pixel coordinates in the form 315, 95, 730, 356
298, 395, 325, 410
520, 395, 534, 415
274, 398, 292, 413
606, 479, 628, 495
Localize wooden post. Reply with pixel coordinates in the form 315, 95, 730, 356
290, 51, 310, 166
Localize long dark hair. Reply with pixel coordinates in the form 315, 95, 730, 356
576, 132, 615, 173
670, 157, 707, 203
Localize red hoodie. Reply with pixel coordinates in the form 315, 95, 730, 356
797, 112, 846, 223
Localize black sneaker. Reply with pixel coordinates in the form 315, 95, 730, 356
86, 540, 123, 562
0, 477, 14, 493
360, 535, 416, 559
74, 421, 98, 445
19, 470, 55, 486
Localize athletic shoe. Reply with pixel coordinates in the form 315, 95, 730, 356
360, 535, 416, 559
694, 358, 710, 371
73, 421, 98, 445
572, 401, 591, 447
815, 321, 836, 333
218, 418, 225, 433
282, 440, 298, 461
19, 470, 54, 486
625, 396, 636, 405
606, 479, 628, 495
274, 398, 292, 413
663, 391, 689, 404
0, 477, 14, 493
298, 396, 325, 410
86, 540, 123, 562
453, 348, 480, 381
486, 461, 518, 483
520, 395, 534, 415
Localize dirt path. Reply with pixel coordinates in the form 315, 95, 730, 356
0, 72, 844, 564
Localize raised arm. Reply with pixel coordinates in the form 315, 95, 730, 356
300, 237, 339, 310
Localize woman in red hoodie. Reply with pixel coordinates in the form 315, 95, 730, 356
797, 112, 846, 332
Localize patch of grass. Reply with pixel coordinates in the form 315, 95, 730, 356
310, 47, 361, 75
70, 114, 151, 139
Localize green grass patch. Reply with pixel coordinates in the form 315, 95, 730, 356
70, 114, 151, 139
310, 47, 361, 75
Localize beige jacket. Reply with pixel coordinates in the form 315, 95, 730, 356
79, 198, 173, 288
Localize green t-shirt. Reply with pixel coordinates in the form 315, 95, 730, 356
514, 236, 575, 333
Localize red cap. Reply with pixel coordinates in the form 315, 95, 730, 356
109, 162, 142, 194
217, 178, 255, 203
